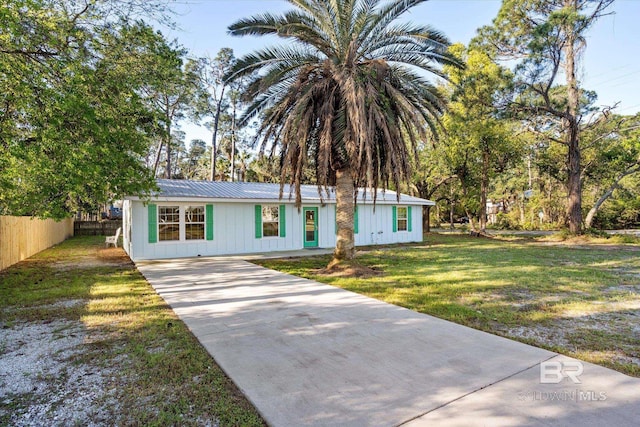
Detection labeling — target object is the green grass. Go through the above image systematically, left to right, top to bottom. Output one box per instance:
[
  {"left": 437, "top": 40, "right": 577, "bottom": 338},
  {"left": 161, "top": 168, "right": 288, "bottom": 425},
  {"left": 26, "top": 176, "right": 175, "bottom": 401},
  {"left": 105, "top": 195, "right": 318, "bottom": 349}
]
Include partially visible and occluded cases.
[
  {"left": 256, "top": 234, "right": 640, "bottom": 377},
  {"left": 0, "top": 236, "right": 264, "bottom": 426}
]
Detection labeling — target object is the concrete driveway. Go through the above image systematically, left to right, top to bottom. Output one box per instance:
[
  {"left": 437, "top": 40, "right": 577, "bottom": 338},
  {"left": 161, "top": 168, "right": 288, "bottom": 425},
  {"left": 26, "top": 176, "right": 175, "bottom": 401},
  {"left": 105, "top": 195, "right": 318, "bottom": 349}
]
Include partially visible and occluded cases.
[{"left": 136, "top": 256, "right": 640, "bottom": 427}]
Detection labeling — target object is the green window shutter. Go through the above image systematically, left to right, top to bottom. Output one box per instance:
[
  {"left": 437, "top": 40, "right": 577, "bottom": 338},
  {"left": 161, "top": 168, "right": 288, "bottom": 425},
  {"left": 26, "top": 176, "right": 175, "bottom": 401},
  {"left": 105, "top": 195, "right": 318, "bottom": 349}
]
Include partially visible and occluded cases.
[
  {"left": 148, "top": 204, "right": 157, "bottom": 243},
  {"left": 205, "top": 204, "right": 214, "bottom": 240},
  {"left": 279, "top": 204, "right": 286, "bottom": 237},
  {"left": 254, "top": 205, "right": 262, "bottom": 238},
  {"left": 334, "top": 205, "right": 337, "bottom": 234},
  {"left": 354, "top": 205, "right": 359, "bottom": 234},
  {"left": 392, "top": 206, "right": 397, "bottom": 232},
  {"left": 408, "top": 206, "right": 413, "bottom": 232}
]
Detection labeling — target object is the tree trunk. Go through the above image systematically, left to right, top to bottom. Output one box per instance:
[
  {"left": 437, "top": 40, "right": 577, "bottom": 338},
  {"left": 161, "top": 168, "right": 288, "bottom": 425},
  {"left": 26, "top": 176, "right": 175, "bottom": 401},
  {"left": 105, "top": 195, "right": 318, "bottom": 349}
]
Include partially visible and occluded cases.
[
  {"left": 564, "top": 0, "right": 582, "bottom": 234},
  {"left": 210, "top": 88, "right": 225, "bottom": 181},
  {"left": 230, "top": 97, "right": 237, "bottom": 182},
  {"left": 164, "top": 108, "right": 172, "bottom": 179},
  {"left": 566, "top": 121, "right": 582, "bottom": 233},
  {"left": 153, "top": 140, "right": 163, "bottom": 178},
  {"left": 479, "top": 147, "right": 489, "bottom": 232},
  {"left": 585, "top": 164, "right": 640, "bottom": 228},
  {"left": 333, "top": 168, "right": 355, "bottom": 261},
  {"left": 415, "top": 176, "right": 456, "bottom": 234},
  {"left": 584, "top": 188, "right": 611, "bottom": 230},
  {"left": 449, "top": 200, "right": 455, "bottom": 230},
  {"left": 423, "top": 205, "right": 431, "bottom": 233},
  {"left": 465, "top": 208, "right": 477, "bottom": 232}
]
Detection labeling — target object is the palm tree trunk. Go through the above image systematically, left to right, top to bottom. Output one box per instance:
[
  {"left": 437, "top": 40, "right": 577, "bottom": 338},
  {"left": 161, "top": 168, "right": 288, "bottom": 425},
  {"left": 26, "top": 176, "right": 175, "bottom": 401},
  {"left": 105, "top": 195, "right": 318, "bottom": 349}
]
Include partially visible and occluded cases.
[{"left": 333, "top": 168, "right": 355, "bottom": 261}]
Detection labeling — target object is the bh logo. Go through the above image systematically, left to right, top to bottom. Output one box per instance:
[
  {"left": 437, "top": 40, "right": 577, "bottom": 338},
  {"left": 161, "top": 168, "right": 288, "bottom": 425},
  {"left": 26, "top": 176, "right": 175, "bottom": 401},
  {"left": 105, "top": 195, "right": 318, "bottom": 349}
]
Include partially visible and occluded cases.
[{"left": 540, "top": 361, "right": 584, "bottom": 384}]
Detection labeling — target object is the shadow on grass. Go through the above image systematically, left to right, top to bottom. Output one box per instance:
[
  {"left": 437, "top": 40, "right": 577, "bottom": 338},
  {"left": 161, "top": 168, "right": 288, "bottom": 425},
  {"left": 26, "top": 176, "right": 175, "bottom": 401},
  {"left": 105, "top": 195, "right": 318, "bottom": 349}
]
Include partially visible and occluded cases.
[{"left": 256, "top": 234, "right": 640, "bottom": 377}]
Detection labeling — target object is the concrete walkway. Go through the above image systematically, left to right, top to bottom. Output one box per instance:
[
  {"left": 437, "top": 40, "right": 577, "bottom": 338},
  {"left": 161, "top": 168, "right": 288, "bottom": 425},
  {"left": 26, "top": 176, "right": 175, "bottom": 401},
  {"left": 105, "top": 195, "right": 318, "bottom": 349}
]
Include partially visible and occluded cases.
[{"left": 136, "top": 256, "right": 640, "bottom": 427}]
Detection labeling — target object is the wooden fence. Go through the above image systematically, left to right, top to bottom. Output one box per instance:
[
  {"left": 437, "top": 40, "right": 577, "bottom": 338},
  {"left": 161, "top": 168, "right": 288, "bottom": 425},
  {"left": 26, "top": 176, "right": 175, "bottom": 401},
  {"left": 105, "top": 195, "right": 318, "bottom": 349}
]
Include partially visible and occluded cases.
[
  {"left": 0, "top": 216, "right": 74, "bottom": 271},
  {"left": 74, "top": 220, "right": 121, "bottom": 236}
]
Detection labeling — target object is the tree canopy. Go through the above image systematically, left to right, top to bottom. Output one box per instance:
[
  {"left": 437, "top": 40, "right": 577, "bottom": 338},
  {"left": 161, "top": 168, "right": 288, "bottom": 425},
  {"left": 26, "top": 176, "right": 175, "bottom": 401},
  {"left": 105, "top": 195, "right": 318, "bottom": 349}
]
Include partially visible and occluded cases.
[{"left": 0, "top": 0, "right": 176, "bottom": 219}]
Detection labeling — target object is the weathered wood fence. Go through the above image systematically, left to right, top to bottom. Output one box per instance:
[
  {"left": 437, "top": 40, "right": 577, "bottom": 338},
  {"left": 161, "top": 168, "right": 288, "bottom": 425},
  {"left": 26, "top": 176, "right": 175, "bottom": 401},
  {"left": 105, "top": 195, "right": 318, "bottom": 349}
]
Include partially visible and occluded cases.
[
  {"left": 0, "top": 216, "right": 74, "bottom": 271},
  {"left": 74, "top": 221, "right": 121, "bottom": 236}
]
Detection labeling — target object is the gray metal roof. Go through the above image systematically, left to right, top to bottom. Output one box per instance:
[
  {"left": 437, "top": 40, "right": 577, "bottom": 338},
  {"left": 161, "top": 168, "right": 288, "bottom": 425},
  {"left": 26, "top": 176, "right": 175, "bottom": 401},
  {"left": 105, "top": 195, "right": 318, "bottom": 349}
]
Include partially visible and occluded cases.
[{"left": 152, "top": 179, "right": 434, "bottom": 206}]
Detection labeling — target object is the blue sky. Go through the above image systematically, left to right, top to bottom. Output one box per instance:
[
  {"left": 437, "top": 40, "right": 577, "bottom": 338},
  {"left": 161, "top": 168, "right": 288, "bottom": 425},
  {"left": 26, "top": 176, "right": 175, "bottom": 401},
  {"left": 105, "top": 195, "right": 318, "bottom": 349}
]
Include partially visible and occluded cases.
[{"left": 162, "top": 0, "right": 640, "bottom": 144}]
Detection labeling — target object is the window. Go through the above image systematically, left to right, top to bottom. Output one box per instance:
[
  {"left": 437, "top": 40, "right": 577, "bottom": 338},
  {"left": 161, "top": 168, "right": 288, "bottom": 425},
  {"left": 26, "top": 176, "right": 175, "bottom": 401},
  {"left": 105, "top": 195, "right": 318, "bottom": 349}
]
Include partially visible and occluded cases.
[
  {"left": 149, "top": 204, "right": 213, "bottom": 244},
  {"left": 262, "top": 205, "right": 279, "bottom": 237},
  {"left": 158, "top": 206, "right": 180, "bottom": 241},
  {"left": 185, "top": 206, "right": 205, "bottom": 240},
  {"left": 397, "top": 206, "right": 408, "bottom": 231}
]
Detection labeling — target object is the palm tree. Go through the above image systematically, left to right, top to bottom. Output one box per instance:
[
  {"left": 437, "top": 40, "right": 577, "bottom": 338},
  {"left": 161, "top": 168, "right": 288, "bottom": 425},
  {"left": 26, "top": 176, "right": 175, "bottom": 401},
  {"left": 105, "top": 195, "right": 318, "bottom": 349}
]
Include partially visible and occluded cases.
[{"left": 227, "top": 0, "right": 458, "bottom": 261}]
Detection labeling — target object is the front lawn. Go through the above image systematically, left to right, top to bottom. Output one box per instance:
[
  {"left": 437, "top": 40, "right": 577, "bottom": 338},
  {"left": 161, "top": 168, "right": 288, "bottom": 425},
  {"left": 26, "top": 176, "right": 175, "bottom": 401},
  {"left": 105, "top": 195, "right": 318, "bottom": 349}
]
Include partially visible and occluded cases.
[
  {"left": 256, "top": 234, "right": 640, "bottom": 377},
  {"left": 0, "top": 236, "right": 264, "bottom": 426}
]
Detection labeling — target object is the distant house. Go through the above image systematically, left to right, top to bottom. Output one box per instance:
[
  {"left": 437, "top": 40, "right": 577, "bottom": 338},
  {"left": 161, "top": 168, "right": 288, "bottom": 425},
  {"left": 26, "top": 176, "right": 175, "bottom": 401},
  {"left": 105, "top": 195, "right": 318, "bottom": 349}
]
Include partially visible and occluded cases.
[{"left": 122, "top": 179, "right": 434, "bottom": 261}]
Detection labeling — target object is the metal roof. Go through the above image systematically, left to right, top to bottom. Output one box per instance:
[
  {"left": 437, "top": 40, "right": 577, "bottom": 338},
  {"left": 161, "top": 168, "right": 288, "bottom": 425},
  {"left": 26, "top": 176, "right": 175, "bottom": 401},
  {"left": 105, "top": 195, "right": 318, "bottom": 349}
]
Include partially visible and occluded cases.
[{"left": 151, "top": 179, "right": 435, "bottom": 206}]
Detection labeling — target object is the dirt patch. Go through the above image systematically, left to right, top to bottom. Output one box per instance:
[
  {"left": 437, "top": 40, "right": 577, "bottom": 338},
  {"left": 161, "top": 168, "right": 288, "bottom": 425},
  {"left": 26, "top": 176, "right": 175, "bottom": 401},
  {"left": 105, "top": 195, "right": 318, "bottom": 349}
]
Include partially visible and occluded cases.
[
  {"left": 535, "top": 240, "right": 640, "bottom": 251},
  {"left": 52, "top": 247, "right": 132, "bottom": 271},
  {"left": 97, "top": 247, "right": 134, "bottom": 266},
  {"left": 314, "top": 262, "right": 384, "bottom": 278},
  {"left": 498, "top": 308, "right": 640, "bottom": 371},
  {"left": 0, "top": 315, "right": 121, "bottom": 425}
]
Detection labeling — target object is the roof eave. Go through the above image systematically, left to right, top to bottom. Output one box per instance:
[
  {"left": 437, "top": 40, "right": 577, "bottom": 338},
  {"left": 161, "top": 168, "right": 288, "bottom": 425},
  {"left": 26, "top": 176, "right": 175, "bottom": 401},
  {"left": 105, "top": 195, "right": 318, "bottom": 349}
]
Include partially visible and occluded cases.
[{"left": 126, "top": 195, "right": 435, "bottom": 206}]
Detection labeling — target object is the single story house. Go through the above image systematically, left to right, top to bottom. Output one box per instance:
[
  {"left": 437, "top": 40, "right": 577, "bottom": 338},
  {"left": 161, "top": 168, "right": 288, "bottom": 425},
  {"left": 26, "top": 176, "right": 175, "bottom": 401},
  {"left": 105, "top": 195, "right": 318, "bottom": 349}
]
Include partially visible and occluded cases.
[{"left": 122, "top": 179, "right": 434, "bottom": 261}]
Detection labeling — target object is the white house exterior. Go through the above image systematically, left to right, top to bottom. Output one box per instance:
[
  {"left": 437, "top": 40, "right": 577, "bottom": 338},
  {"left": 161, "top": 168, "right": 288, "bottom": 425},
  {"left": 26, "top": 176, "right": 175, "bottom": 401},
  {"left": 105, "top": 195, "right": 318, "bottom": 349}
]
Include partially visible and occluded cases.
[{"left": 123, "top": 179, "right": 434, "bottom": 261}]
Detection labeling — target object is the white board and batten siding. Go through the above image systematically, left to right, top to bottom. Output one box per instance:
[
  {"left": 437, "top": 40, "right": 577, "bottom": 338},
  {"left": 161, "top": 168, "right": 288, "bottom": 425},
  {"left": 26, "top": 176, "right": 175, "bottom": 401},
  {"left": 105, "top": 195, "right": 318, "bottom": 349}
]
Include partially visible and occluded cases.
[{"left": 123, "top": 180, "right": 433, "bottom": 261}]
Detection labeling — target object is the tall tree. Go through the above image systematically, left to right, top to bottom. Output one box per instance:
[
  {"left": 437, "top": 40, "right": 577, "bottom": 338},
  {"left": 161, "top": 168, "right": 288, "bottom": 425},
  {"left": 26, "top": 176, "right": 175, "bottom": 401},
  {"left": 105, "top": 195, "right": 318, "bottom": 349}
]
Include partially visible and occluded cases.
[
  {"left": 226, "top": 0, "right": 458, "bottom": 261},
  {"left": 479, "top": 0, "right": 614, "bottom": 233},
  {"left": 0, "top": 1, "right": 169, "bottom": 218},
  {"left": 141, "top": 36, "right": 193, "bottom": 179},
  {"left": 441, "top": 44, "right": 517, "bottom": 231},
  {"left": 189, "top": 49, "right": 236, "bottom": 181},
  {"left": 226, "top": 73, "right": 252, "bottom": 182}
]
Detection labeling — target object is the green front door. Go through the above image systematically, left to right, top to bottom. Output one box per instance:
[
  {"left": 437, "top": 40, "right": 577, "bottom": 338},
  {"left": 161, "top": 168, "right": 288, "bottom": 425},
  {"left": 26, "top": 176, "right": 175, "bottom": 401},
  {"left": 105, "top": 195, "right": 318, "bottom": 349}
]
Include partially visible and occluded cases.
[{"left": 303, "top": 207, "right": 318, "bottom": 248}]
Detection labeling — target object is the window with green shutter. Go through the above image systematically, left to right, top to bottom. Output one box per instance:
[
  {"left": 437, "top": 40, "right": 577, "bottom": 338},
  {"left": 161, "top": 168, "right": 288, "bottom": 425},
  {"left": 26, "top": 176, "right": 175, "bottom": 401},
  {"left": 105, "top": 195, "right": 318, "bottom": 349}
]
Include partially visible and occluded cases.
[
  {"left": 256, "top": 205, "right": 285, "bottom": 238},
  {"left": 261, "top": 205, "right": 279, "bottom": 237},
  {"left": 158, "top": 206, "right": 180, "bottom": 241},
  {"left": 185, "top": 206, "right": 205, "bottom": 240},
  {"left": 396, "top": 206, "right": 408, "bottom": 232}
]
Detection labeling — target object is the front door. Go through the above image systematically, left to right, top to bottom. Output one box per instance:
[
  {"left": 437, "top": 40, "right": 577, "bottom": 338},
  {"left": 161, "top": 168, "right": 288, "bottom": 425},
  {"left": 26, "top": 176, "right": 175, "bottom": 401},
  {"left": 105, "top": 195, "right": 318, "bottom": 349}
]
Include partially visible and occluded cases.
[{"left": 303, "top": 207, "right": 318, "bottom": 248}]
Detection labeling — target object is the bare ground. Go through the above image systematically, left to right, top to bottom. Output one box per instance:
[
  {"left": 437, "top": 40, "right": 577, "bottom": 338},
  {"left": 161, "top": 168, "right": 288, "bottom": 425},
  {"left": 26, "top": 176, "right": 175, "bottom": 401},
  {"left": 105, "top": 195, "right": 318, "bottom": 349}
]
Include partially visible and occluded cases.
[
  {"left": 0, "top": 251, "right": 128, "bottom": 426},
  {"left": 0, "top": 314, "right": 121, "bottom": 426}
]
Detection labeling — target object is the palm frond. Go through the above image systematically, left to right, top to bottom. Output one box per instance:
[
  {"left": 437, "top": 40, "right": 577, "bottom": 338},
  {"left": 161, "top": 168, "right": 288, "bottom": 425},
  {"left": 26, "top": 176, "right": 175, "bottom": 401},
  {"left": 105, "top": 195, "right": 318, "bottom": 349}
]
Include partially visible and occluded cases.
[
  {"left": 227, "top": 0, "right": 460, "bottom": 208},
  {"left": 360, "top": 0, "right": 427, "bottom": 42},
  {"left": 227, "top": 13, "right": 287, "bottom": 37},
  {"left": 225, "top": 45, "right": 322, "bottom": 81}
]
